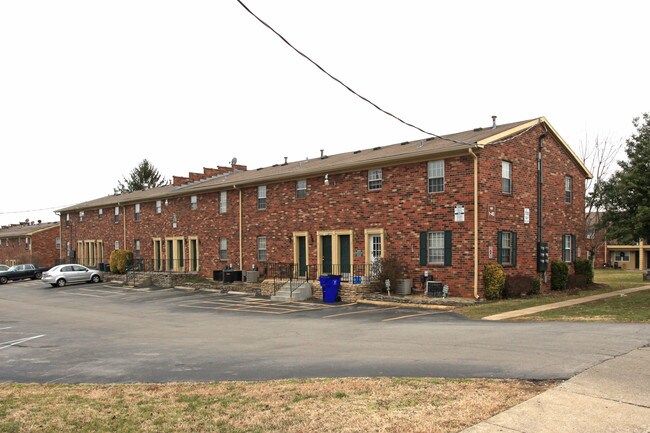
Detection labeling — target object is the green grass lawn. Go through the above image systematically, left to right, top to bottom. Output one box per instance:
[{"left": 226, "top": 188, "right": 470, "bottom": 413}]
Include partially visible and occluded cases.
[{"left": 457, "top": 269, "right": 647, "bottom": 320}]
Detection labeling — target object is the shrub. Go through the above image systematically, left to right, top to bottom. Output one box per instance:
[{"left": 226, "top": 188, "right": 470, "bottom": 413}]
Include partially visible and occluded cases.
[
  {"left": 110, "top": 250, "right": 134, "bottom": 274},
  {"left": 371, "top": 256, "right": 406, "bottom": 293},
  {"left": 573, "top": 258, "right": 594, "bottom": 284},
  {"left": 550, "top": 260, "right": 569, "bottom": 291},
  {"left": 483, "top": 262, "right": 505, "bottom": 300},
  {"left": 503, "top": 275, "right": 540, "bottom": 298},
  {"left": 530, "top": 278, "right": 541, "bottom": 295}
]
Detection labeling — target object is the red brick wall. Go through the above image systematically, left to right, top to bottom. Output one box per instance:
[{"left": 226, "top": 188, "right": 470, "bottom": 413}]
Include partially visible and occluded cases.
[
  {"left": 59, "top": 124, "right": 587, "bottom": 298},
  {"left": 477, "top": 124, "right": 586, "bottom": 290},
  {"left": 0, "top": 225, "right": 60, "bottom": 267}
]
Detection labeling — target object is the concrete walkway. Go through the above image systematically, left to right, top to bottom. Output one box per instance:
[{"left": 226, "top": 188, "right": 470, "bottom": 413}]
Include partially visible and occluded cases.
[
  {"left": 483, "top": 285, "right": 650, "bottom": 321},
  {"left": 462, "top": 346, "right": 650, "bottom": 433}
]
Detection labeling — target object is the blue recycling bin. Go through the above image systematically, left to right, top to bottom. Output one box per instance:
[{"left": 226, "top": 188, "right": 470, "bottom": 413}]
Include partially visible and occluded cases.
[{"left": 319, "top": 275, "right": 342, "bottom": 303}]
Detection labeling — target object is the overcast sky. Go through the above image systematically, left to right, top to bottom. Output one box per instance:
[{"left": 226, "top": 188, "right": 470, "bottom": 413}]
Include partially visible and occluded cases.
[{"left": 1, "top": 1, "right": 648, "bottom": 227}]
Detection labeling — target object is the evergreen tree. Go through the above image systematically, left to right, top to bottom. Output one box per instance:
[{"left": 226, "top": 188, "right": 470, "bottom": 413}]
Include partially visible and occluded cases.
[
  {"left": 595, "top": 113, "right": 650, "bottom": 243},
  {"left": 114, "top": 159, "right": 167, "bottom": 194}
]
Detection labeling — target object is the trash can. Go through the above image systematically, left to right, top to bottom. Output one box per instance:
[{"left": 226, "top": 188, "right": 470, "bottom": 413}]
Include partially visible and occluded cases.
[
  {"left": 213, "top": 270, "right": 224, "bottom": 281},
  {"left": 319, "top": 275, "right": 342, "bottom": 303}
]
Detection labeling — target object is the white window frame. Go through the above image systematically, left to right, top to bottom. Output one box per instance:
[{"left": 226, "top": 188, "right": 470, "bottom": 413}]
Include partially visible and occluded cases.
[
  {"left": 427, "top": 160, "right": 445, "bottom": 193},
  {"left": 502, "top": 161, "right": 512, "bottom": 194},
  {"left": 368, "top": 169, "right": 382, "bottom": 190},
  {"left": 565, "top": 175, "right": 573, "bottom": 203},
  {"left": 296, "top": 180, "right": 307, "bottom": 198},
  {"left": 258, "top": 186, "right": 267, "bottom": 210},
  {"left": 219, "top": 191, "right": 227, "bottom": 213},
  {"left": 190, "top": 195, "right": 198, "bottom": 210},
  {"left": 156, "top": 200, "right": 162, "bottom": 214},
  {"left": 134, "top": 203, "right": 141, "bottom": 221},
  {"left": 114, "top": 206, "right": 120, "bottom": 224},
  {"left": 98, "top": 208, "right": 103, "bottom": 220},
  {"left": 79, "top": 211, "right": 84, "bottom": 222},
  {"left": 427, "top": 231, "right": 445, "bottom": 265},
  {"left": 500, "top": 231, "right": 513, "bottom": 265},
  {"left": 563, "top": 234, "right": 573, "bottom": 262},
  {"left": 55, "top": 236, "right": 61, "bottom": 250},
  {"left": 258, "top": 236, "right": 267, "bottom": 261},
  {"left": 219, "top": 238, "right": 228, "bottom": 260},
  {"left": 114, "top": 240, "right": 120, "bottom": 250}
]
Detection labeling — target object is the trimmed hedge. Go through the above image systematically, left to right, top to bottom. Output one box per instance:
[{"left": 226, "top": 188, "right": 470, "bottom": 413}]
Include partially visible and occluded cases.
[
  {"left": 110, "top": 250, "right": 134, "bottom": 274},
  {"left": 550, "top": 260, "right": 569, "bottom": 291},
  {"left": 483, "top": 262, "right": 505, "bottom": 300},
  {"left": 503, "top": 275, "right": 541, "bottom": 298}
]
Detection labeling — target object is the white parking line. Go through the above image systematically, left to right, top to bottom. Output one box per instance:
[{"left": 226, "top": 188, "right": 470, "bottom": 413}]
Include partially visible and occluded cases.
[
  {"left": 322, "top": 306, "right": 399, "bottom": 318},
  {"left": 382, "top": 311, "right": 442, "bottom": 322},
  {"left": 0, "top": 327, "right": 12, "bottom": 330},
  {"left": 0, "top": 334, "right": 45, "bottom": 350}
]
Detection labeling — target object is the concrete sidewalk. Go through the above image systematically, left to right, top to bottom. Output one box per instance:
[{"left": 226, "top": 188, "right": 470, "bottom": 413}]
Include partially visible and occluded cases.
[
  {"left": 483, "top": 285, "right": 650, "bottom": 321},
  {"left": 462, "top": 346, "right": 650, "bottom": 433}
]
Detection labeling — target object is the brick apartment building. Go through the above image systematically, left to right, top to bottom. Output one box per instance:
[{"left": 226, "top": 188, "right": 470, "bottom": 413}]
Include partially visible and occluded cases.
[
  {"left": 57, "top": 117, "right": 591, "bottom": 298},
  {"left": 0, "top": 221, "right": 60, "bottom": 267}
]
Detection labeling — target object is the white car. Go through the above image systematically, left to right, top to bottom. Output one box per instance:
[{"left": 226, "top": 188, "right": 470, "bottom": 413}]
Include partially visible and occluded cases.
[{"left": 42, "top": 264, "right": 102, "bottom": 287}]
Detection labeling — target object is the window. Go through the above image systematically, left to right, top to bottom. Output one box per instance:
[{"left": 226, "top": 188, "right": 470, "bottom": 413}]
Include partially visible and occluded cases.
[
  {"left": 427, "top": 160, "right": 445, "bottom": 193},
  {"left": 502, "top": 161, "right": 512, "bottom": 194},
  {"left": 368, "top": 169, "right": 382, "bottom": 190},
  {"left": 565, "top": 176, "right": 573, "bottom": 203},
  {"left": 296, "top": 180, "right": 307, "bottom": 198},
  {"left": 258, "top": 186, "right": 267, "bottom": 210},
  {"left": 219, "top": 191, "right": 227, "bottom": 213},
  {"left": 190, "top": 195, "right": 197, "bottom": 210},
  {"left": 156, "top": 200, "right": 162, "bottom": 214},
  {"left": 134, "top": 203, "right": 140, "bottom": 222},
  {"left": 114, "top": 206, "right": 120, "bottom": 224},
  {"left": 98, "top": 208, "right": 103, "bottom": 220},
  {"left": 79, "top": 211, "right": 84, "bottom": 222},
  {"left": 66, "top": 213, "right": 70, "bottom": 226},
  {"left": 419, "top": 230, "right": 452, "bottom": 266},
  {"left": 428, "top": 231, "right": 445, "bottom": 264},
  {"left": 497, "top": 231, "right": 518, "bottom": 266},
  {"left": 563, "top": 234, "right": 576, "bottom": 262},
  {"left": 55, "top": 236, "right": 61, "bottom": 250},
  {"left": 257, "top": 236, "right": 267, "bottom": 261},
  {"left": 25, "top": 237, "right": 30, "bottom": 250},
  {"left": 219, "top": 238, "right": 228, "bottom": 260},
  {"left": 134, "top": 240, "right": 141, "bottom": 259},
  {"left": 114, "top": 241, "right": 119, "bottom": 250},
  {"left": 616, "top": 251, "right": 630, "bottom": 262}
]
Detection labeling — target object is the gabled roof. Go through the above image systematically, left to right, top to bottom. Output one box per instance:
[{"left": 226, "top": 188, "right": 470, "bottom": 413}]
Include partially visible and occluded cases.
[
  {"left": 58, "top": 117, "right": 591, "bottom": 212},
  {"left": 0, "top": 221, "right": 60, "bottom": 238}
]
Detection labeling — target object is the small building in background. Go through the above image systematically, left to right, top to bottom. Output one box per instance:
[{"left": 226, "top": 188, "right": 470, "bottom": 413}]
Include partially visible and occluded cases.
[{"left": 0, "top": 221, "right": 61, "bottom": 267}]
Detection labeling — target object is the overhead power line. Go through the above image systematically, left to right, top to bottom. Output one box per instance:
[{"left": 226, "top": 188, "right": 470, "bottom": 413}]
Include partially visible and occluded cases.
[{"left": 234, "top": 0, "right": 536, "bottom": 146}]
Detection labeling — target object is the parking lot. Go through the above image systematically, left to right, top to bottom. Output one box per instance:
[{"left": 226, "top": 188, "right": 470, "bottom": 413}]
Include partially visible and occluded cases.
[
  {"left": 2, "top": 278, "right": 649, "bottom": 383},
  {"left": 9, "top": 278, "right": 455, "bottom": 323}
]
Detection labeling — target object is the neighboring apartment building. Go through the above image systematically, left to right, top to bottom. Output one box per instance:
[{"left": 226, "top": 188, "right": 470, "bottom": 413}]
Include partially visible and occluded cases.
[
  {"left": 57, "top": 117, "right": 591, "bottom": 298},
  {"left": 587, "top": 212, "right": 650, "bottom": 270},
  {"left": 0, "top": 221, "right": 61, "bottom": 267}
]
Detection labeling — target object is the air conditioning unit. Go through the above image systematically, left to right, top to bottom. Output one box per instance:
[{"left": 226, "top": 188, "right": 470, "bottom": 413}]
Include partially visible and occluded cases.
[{"left": 426, "top": 281, "right": 448, "bottom": 298}]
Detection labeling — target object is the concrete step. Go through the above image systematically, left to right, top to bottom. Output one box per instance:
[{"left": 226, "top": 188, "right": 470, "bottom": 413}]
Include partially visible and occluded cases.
[{"left": 271, "top": 282, "right": 312, "bottom": 302}]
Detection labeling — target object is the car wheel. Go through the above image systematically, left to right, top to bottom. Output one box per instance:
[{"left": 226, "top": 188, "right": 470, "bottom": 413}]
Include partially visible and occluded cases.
[
  {"left": 34, "top": 272, "right": 43, "bottom": 279},
  {"left": 91, "top": 275, "right": 100, "bottom": 283},
  {"left": 0, "top": 276, "right": 7, "bottom": 285},
  {"left": 56, "top": 278, "right": 66, "bottom": 287}
]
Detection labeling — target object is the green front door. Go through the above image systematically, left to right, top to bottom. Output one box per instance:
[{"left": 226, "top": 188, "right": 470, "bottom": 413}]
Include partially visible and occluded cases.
[
  {"left": 321, "top": 235, "right": 332, "bottom": 274},
  {"left": 339, "top": 235, "right": 351, "bottom": 274},
  {"left": 298, "top": 236, "right": 307, "bottom": 276}
]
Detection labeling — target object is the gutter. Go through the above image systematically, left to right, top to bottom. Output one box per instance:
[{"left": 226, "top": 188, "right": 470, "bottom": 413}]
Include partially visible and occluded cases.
[
  {"left": 468, "top": 147, "right": 480, "bottom": 300},
  {"left": 233, "top": 185, "right": 243, "bottom": 269}
]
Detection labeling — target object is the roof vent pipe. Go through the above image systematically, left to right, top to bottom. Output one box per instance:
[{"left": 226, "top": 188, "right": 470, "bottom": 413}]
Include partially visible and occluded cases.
[
  {"left": 492, "top": 115, "right": 497, "bottom": 129},
  {"left": 321, "top": 149, "right": 325, "bottom": 159},
  {"left": 284, "top": 157, "right": 288, "bottom": 165}
]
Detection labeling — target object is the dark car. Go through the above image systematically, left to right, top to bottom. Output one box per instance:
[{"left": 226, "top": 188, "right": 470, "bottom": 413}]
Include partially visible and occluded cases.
[{"left": 0, "top": 264, "right": 49, "bottom": 284}]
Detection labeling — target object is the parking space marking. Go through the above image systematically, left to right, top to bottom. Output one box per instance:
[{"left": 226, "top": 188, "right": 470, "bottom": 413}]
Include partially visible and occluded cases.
[
  {"left": 180, "top": 304, "right": 289, "bottom": 314},
  {"left": 322, "top": 306, "right": 399, "bottom": 318},
  {"left": 381, "top": 311, "right": 443, "bottom": 322},
  {"left": 0, "top": 327, "right": 12, "bottom": 330},
  {"left": 0, "top": 334, "right": 45, "bottom": 350}
]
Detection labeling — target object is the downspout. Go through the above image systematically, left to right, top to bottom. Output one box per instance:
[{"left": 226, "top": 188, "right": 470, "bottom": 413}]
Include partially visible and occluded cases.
[
  {"left": 538, "top": 127, "right": 547, "bottom": 282},
  {"left": 468, "top": 147, "right": 479, "bottom": 300},
  {"left": 234, "top": 185, "right": 243, "bottom": 269}
]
